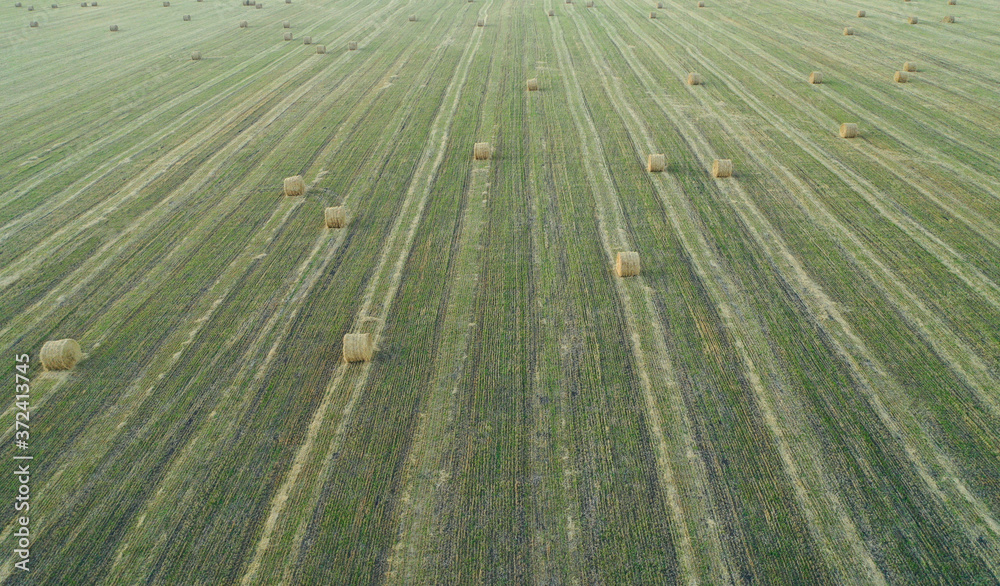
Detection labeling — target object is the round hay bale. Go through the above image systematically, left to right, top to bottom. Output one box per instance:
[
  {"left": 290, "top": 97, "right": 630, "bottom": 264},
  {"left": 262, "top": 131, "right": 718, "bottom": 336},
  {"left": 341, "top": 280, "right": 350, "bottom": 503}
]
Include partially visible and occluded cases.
[
  {"left": 162, "top": 0, "right": 168, "bottom": 5},
  {"left": 286, "top": 0, "right": 291, "bottom": 3},
  {"left": 565, "top": 0, "right": 571, "bottom": 3},
  {"left": 586, "top": 0, "right": 593, "bottom": 6},
  {"left": 948, "top": 0, "right": 956, "bottom": 4},
  {"left": 657, "top": 1, "right": 663, "bottom": 7},
  {"left": 697, "top": 1, "right": 705, "bottom": 6},
  {"left": 15, "top": 2, "right": 22, "bottom": 6},
  {"left": 50, "top": 2, "right": 56, "bottom": 6},
  {"left": 80, "top": 2, "right": 87, "bottom": 7},
  {"left": 91, "top": 2, "right": 96, "bottom": 5},
  {"left": 255, "top": 2, "right": 262, "bottom": 6},
  {"left": 547, "top": 9, "right": 554, "bottom": 15},
  {"left": 857, "top": 10, "right": 865, "bottom": 17},
  {"left": 649, "top": 11, "right": 656, "bottom": 18},
  {"left": 183, "top": 14, "right": 190, "bottom": 20},
  {"left": 409, "top": 14, "right": 416, "bottom": 21},
  {"left": 942, "top": 15, "right": 954, "bottom": 23},
  {"left": 907, "top": 16, "right": 917, "bottom": 24},
  {"left": 476, "top": 17, "right": 484, "bottom": 26},
  {"left": 29, "top": 19, "right": 37, "bottom": 25},
  {"left": 239, "top": 20, "right": 247, "bottom": 27},
  {"left": 282, "top": 20, "right": 289, "bottom": 28},
  {"left": 110, "top": 23, "right": 118, "bottom": 30},
  {"left": 843, "top": 27, "right": 854, "bottom": 35},
  {"left": 283, "top": 32, "right": 292, "bottom": 41},
  {"left": 303, "top": 35, "right": 311, "bottom": 44},
  {"left": 348, "top": 41, "right": 357, "bottom": 50},
  {"left": 316, "top": 44, "right": 325, "bottom": 53},
  {"left": 191, "top": 51, "right": 201, "bottom": 60},
  {"left": 903, "top": 61, "right": 916, "bottom": 72},
  {"left": 809, "top": 71, "right": 822, "bottom": 84},
  {"left": 894, "top": 71, "right": 908, "bottom": 83},
  {"left": 687, "top": 72, "right": 702, "bottom": 85},
  {"left": 527, "top": 78, "right": 539, "bottom": 91},
  {"left": 840, "top": 123, "right": 858, "bottom": 138},
  {"left": 474, "top": 142, "right": 491, "bottom": 160},
  {"left": 647, "top": 153, "right": 665, "bottom": 172},
  {"left": 712, "top": 159, "right": 733, "bottom": 178},
  {"left": 283, "top": 175, "right": 305, "bottom": 196},
  {"left": 325, "top": 206, "right": 346, "bottom": 228},
  {"left": 616, "top": 252, "right": 640, "bottom": 277},
  {"left": 343, "top": 333, "right": 373, "bottom": 363},
  {"left": 40, "top": 339, "right": 82, "bottom": 371}
]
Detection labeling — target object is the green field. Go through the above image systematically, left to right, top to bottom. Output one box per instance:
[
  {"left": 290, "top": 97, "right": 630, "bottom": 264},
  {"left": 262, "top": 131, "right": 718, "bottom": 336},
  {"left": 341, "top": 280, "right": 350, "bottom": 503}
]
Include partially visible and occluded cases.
[{"left": 1, "top": 0, "right": 999, "bottom": 582}]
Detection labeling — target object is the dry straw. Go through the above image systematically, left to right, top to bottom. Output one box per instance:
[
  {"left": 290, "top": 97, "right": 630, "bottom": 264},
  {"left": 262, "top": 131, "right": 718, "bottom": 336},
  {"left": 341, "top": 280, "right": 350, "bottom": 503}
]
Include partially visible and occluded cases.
[
  {"left": 286, "top": 0, "right": 291, "bottom": 3},
  {"left": 586, "top": 0, "right": 593, "bottom": 6},
  {"left": 948, "top": 0, "right": 956, "bottom": 4},
  {"left": 162, "top": 1, "right": 168, "bottom": 6},
  {"left": 657, "top": 1, "right": 663, "bottom": 7},
  {"left": 698, "top": 1, "right": 704, "bottom": 6},
  {"left": 15, "top": 2, "right": 21, "bottom": 6},
  {"left": 81, "top": 2, "right": 87, "bottom": 7},
  {"left": 255, "top": 2, "right": 261, "bottom": 7},
  {"left": 548, "top": 9, "right": 554, "bottom": 15},
  {"left": 857, "top": 10, "right": 865, "bottom": 17},
  {"left": 649, "top": 11, "right": 656, "bottom": 18},
  {"left": 183, "top": 14, "right": 190, "bottom": 20},
  {"left": 409, "top": 14, "right": 415, "bottom": 21},
  {"left": 942, "top": 15, "right": 954, "bottom": 23},
  {"left": 907, "top": 16, "right": 917, "bottom": 24},
  {"left": 477, "top": 17, "right": 484, "bottom": 26},
  {"left": 29, "top": 19, "right": 37, "bottom": 25},
  {"left": 239, "top": 20, "right": 247, "bottom": 27},
  {"left": 283, "top": 20, "right": 289, "bottom": 28},
  {"left": 110, "top": 23, "right": 118, "bottom": 30},
  {"left": 843, "top": 27, "right": 854, "bottom": 35},
  {"left": 284, "top": 32, "right": 292, "bottom": 40},
  {"left": 303, "top": 35, "right": 311, "bottom": 44},
  {"left": 348, "top": 41, "right": 357, "bottom": 50},
  {"left": 316, "top": 44, "right": 325, "bottom": 53},
  {"left": 191, "top": 51, "right": 201, "bottom": 60},
  {"left": 903, "top": 61, "right": 916, "bottom": 72},
  {"left": 809, "top": 71, "right": 822, "bottom": 84},
  {"left": 894, "top": 71, "right": 908, "bottom": 83},
  {"left": 687, "top": 72, "right": 702, "bottom": 85},
  {"left": 527, "top": 78, "right": 539, "bottom": 91},
  {"left": 840, "top": 123, "right": 858, "bottom": 138},
  {"left": 474, "top": 142, "right": 491, "bottom": 160},
  {"left": 647, "top": 153, "right": 665, "bottom": 172},
  {"left": 712, "top": 159, "right": 733, "bottom": 178},
  {"left": 283, "top": 175, "right": 305, "bottom": 196},
  {"left": 325, "top": 206, "right": 346, "bottom": 228},
  {"left": 616, "top": 252, "right": 640, "bottom": 277},
  {"left": 343, "top": 333, "right": 373, "bottom": 363},
  {"left": 40, "top": 339, "right": 82, "bottom": 371}
]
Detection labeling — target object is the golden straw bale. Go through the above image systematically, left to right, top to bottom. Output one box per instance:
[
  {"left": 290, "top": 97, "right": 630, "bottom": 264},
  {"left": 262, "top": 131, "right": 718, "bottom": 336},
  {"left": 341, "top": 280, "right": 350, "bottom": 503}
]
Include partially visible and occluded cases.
[
  {"left": 586, "top": 0, "right": 593, "bottom": 6},
  {"left": 698, "top": 1, "right": 705, "bottom": 6},
  {"left": 548, "top": 9, "right": 554, "bottom": 15},
  {"left": 857, "top": 10, "right": 865, "bottom": 17},
  {"left": 649, "top": 11, "right": 656, "bottom": 18},
  {"left": 409, "top": 14, "right": 415, "bottom": 21},
  {"left": 942, "top": 15, "right": 954, "bottom": 23},
  {"left": 907, "top": 16, "right": 917, "bottom": 24},
  {"left": 477, "top": 17, "right": 484, "bottom": 26},
  {"left": 239, "top": 20, "right": 247, "bottom": 27},
  {"left": 283, "top": 20, "right": 289, "bottom": 28},
  {"left": 843, "top": 27, "right": 854, "bottom": 35},
  {"left": 283, "top": 31, "right": 292, "bottom": 40},
  {"left": 303, "top": 35, "right": 311, "bottom": 44},
  {"left": 348, "top": 41, "right": 357, "bottom": 50},
  {"left": 316, "top": 44, "right": 325, "bottom": 53},
  {"left": 191, "top": 51, "right": 201, "bottom": 60},
  {"left": 903, "top": 61, "right": 916, "bottom": 72},
  {"left": 809, "top": 71, "right": 822, "bottom": 84},
  {"left": 894, "top": 71, "right": 908, "bottom": 83},
  {"left": 687, "top": 72, "right": 702, "bottom": 85},
  {"left": 527, "top": 78, "right": 539, "bottom": 91},
  {"left": 840, "top": 123, "right": 858, "bottom": 138},
  {"left": 474, "top": 142, "right": 491, "bottom": 160},
  {"left": 647, "top": 154, "right": 665, "bottom": 172},
  {"left": 712, "top": 159, "right": 733, "bottom": 178},
  {"left": 283, "top": 175, "right": 305, "bottom": 196},
  {"left": 325, "top": 206, "right": 346, "bottom": 228},
  {"left": 616, "top": 252, "right": 640, "bottom": 277},
  {"left": 343, "top": 333, "right": 373, "bottom": 362},
  {"left": 40, "top": 339, "right": 82, "bottom": 371}
]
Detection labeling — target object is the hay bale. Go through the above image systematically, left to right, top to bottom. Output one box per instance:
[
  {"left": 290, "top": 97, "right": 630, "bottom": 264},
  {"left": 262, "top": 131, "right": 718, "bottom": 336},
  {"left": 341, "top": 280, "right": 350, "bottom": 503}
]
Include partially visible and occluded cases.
[
  {"left": 286, "top": 0, "right": 291, "bottom": 3},
  {"left": 566, "top": 0, "right": 571, "bottom": 3},
  {"left": 586, "top": 0, "right": 593, "bottom": 6},
  {"left": 948, "top": 0, "right": 956, "bottom": 4},
  {"left": 162, "top": 1, "right": 168, "bottom": 6},
  {"left": 657, "top": 1, "right": 663, "bottom": 7},
  {"left": 698, "top": 1, "right": 705, "bottom": 6},
  {"left": 15, "top": 2, "right": 21, "bottom": 6},
  {"left": 49, "top": 2, "right": 55, "bottom": 6},
  {"left": 80, "top": 2, "right": 87, "bottom": 7},
  {"left": 91, "top": 2, "right": 96, "bottom": 5},
  {"left": 255, "top": 2, "right": 262, "bottom": 6},
  {"left": 548, "top": 9, "right": 554, "bottom": 15},
  {"left": 857, "top": 10, "right": 865, "bottom": 17},
  {"left": 649, "top": 11, "right": 656, "bottom": 18},
  {"left": 183, "top": 14, "right": 190, "bottom": 20},
  {"left": 409, "top": 14, "right": 415, "bottom": 21},
  {"left": 942, "top": 15, "right": 954, "bottom": 23},
  {"left": 907, "top": 16, "right": 917, "bottom": 24},
  {"left": 477, "top": 17, "right": 484, "bottom": 26},
  {"left": 29, "top": 19, "right": 37, "bottom": 25},
  {"left": 239, "top": 20, "right": 247, "bottom": 27},
  {"left": 282, "top": 20, "right": 289, "bottom": 27},
  {"left": 110, "top": 23, "right": 118, "bottom": 30},
  {"left": 843, "top": 27, "right": 854, "bottom": 35},
  {"left": 284, "top": 31, "right": 292, "bottom": 40},
  {"left": 303, "top": 35, "right": 311, "bottom": 44},
  {"left": 348, "top": 41, "right": 357, "bottom": 50},
  {"left": 316, "top": 44, "right": 325, "bottom": 53},
  {"left": 191, "top": 51, "right": 201, "bottom": 60},
  {"left": 903, "top": 61, "right": 916, "bottom": 72},
  {"left": 809, "top": 71, "right": 822, "bottom": 84},
  {"left": 894, "top": 71, "right": 908, "bottom": 83},
  {"left": 687, "top": 72, "right": 702, "bottom": 85},
  {"left": 527, "top": 78, "right": 539, "bottom": 91},
  {"left": 840, "top": 123, "right": 858, "bottom": 138},
  {"left": 474, "top": 142, "right": 491, "bottom": 160},
  {"left": 647, "top": 153, "right": 665, "bottom": 172},
  {"left": 712, "top": 159, "right": 733, "bottom": 178},
  {"left": 283, "top": 175, "right": 305, "bottom": 196},
  {"left": 325, "top": 206, "right": 346, "bottom": 228},
  {"left": 616, "top": 252, "right": 640, "bottom": 277},
  {"left": 343, "top": 333, "right": 373, "bottom": 363},
  {"left": 40, "top": 339, "right": 82, "bottom": 371}
]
